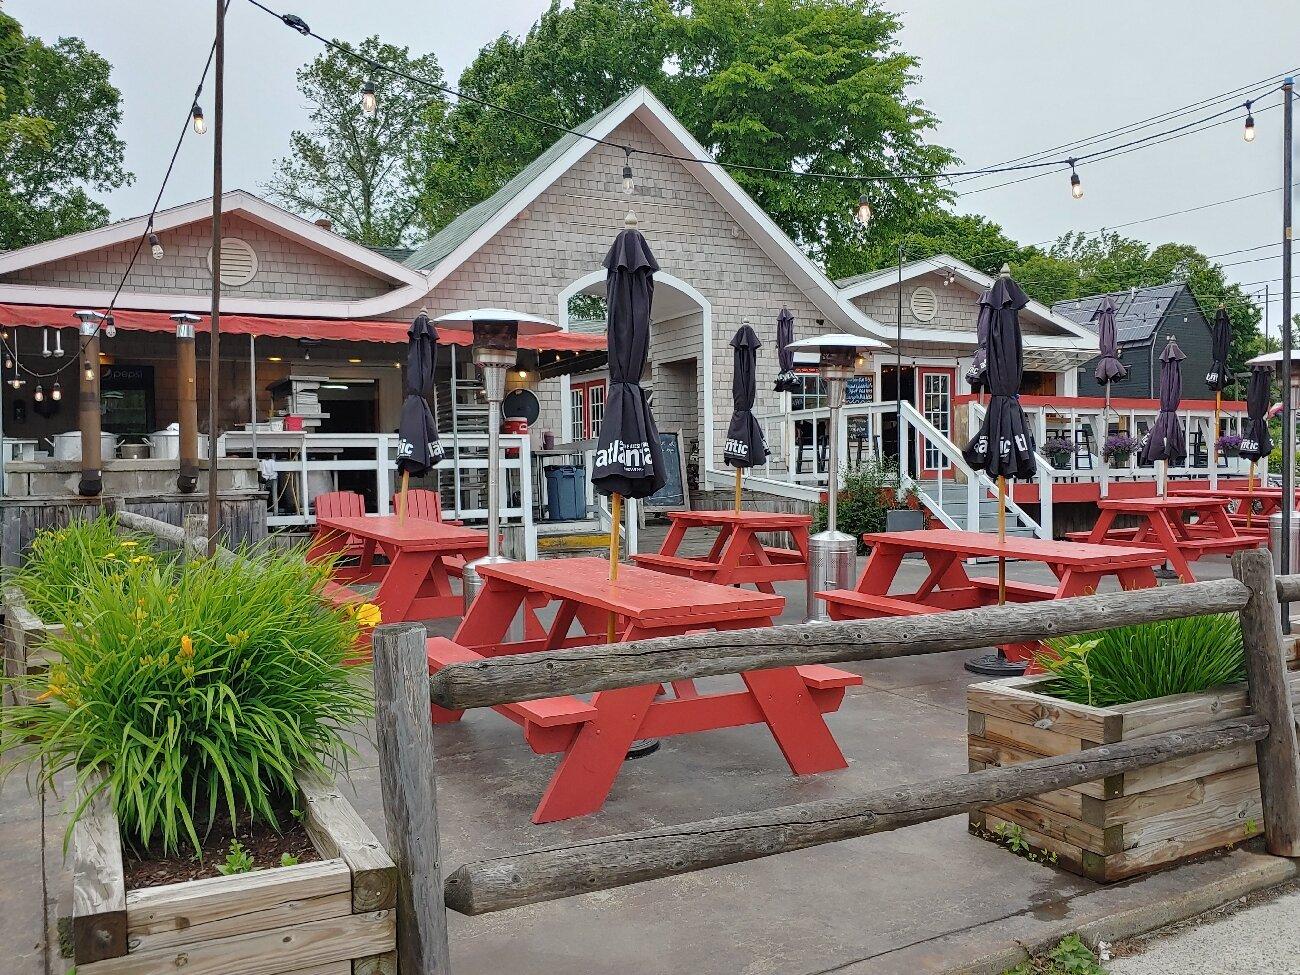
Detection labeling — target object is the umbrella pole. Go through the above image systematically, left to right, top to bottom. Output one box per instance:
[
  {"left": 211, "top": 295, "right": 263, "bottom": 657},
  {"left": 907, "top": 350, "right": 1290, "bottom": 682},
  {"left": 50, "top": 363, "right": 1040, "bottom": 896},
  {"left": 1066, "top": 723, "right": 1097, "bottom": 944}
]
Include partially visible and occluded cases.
[
  {"left": 1213, "top": 391, "right": 1221, "bottom": 486},
  {"left": 1248, "top": 461, "right": 1256, "bottom": 528},
  {"left": 734, "top": 467, "right": 742, "bottom": 513},
  {"left": 397, "top": 471, "right": 409, "bottom": 525},
  {"left": 997, "top": 475, "right": 1006, "bottom": 606},
  {"left": 608, "top": 492, "right": 622, "bottom": 643}
]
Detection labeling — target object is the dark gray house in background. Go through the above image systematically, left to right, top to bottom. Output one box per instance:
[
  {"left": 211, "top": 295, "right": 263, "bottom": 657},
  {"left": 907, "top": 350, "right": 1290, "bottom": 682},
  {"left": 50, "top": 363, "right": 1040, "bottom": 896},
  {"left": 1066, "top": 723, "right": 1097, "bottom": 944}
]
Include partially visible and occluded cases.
[{"left": 1057, "top": 283, "right": 1214, "bottom": 399}]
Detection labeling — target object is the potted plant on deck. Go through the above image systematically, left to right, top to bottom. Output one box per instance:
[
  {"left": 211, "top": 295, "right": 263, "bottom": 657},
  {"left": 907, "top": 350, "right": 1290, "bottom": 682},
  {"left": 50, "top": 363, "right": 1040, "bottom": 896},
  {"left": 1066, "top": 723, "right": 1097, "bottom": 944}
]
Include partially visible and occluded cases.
[
  {"left": 1101, "top": 434, "right": 1139, "bottom": 468},
  {"left": 1216, "top": 434, "right": 1243, "bottom": 458},
  {"left": 1042, "top": 435, "right": 1073, "bottom": 469},
  {"left": 1, "top": 547, "right": 394, "bottom": 973},
  {"left": 968, "top": 614, "right": 1300, "bottom": 881}
]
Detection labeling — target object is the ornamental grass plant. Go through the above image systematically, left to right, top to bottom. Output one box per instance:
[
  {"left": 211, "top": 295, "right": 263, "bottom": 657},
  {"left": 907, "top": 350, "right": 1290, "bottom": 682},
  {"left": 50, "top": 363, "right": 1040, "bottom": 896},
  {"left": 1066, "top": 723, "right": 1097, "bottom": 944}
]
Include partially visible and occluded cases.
[
  {"left": 7, "top": 515, "right": 156, "bottom": 621},
  {"left": 1, "top": 547, "right": 372, "bottom": 856},
  {"left": 1035, "top": 614, "right": 1245, "bottom": 708}
]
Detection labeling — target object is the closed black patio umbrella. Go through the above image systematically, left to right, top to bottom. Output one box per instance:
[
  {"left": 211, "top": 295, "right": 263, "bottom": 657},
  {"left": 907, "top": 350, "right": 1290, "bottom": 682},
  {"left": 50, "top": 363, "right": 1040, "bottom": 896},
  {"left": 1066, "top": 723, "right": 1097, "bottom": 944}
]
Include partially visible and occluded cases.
[
  {"left": 592, "top": 219, "right": 665, "bottom": 501},
  {"left": 962, "top": 269, "right": 1035, "bottom": 678},
  {"left": 964, "top": 288, "right": 993, "bottom": 393},
  {"left": 1092, "top": 296, "right": 1127, "bottom": 386},
  {"left": 1206, "top": 305, "right": 1232, "bottom": 468},
  {"left": 774, "top": 307, "right": 798, "bottom": 393},
  {"left": 395, "top": 310, "right": 445, "bottom": 519},
  {"left": 724, "top": 323, "right": 769, "bottom": 510},
  {"left": 1139, "top": 339, "right": 1188, "bottom": 487},
  {"left": 1240, "top": 363, "right": 1273, "bottom": 525}
]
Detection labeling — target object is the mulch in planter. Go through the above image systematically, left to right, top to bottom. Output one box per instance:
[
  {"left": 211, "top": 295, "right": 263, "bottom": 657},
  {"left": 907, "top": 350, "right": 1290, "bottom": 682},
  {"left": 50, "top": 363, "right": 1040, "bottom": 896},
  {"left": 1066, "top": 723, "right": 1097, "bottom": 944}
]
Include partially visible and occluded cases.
[{"left": 122, "top": 797, "right": 319, "bottom": 889}]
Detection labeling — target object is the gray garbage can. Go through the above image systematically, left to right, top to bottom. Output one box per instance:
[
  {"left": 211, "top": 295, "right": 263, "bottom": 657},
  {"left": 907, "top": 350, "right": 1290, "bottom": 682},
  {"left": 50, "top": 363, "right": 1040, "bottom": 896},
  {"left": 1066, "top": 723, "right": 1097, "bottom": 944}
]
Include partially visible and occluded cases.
[
  {"left": 545, "top": 466, "right": 586, "bottom": 521},
  {"left": 1270, "top": 512, "right": 1300, "bottom": 575}
]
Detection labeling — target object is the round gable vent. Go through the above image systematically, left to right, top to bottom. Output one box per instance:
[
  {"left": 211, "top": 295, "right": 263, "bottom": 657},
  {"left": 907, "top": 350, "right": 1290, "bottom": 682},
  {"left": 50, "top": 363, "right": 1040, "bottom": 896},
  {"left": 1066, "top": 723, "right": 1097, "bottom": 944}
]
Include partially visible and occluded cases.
[
  {"left": 206, "top": 237, "right": 259, "bottom": 287},
  {"left": 910, "top": 286, "right": 938, "bottom": 323}
]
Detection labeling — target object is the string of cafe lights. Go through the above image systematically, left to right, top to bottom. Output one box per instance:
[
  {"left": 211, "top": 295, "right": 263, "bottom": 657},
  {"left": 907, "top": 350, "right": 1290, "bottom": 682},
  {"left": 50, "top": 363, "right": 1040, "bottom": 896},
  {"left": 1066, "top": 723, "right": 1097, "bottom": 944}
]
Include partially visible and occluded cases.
[
  {"left": 242, "top": 0, "right": 1284, "bottom": 227},
  {"left": 0, "top": 4, "right": 228, "bottom": 399}
]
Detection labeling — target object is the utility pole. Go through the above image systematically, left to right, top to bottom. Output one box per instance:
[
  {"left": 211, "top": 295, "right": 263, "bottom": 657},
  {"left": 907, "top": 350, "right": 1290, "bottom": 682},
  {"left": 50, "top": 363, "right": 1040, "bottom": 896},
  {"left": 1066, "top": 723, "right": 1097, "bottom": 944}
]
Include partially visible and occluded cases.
[
  {"left": 206, "top": 0, "right": 225, "bottom": 556},
  {"left": 1282, "top": 77, "right": 1294, "bottom": 631}
]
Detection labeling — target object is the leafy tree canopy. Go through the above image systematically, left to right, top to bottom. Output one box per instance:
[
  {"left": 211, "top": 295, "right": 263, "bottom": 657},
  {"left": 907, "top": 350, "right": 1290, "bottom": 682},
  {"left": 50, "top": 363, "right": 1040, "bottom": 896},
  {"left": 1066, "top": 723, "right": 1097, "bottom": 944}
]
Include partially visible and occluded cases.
[
  {"left": 416, "top": 0, "right": 955, "bottom": 258},
  {"left": 0, "top": 13, "right": 133, "bottom": 250},
  {"left": 267, "top": 36, "right": 448, "bottom": 247}
]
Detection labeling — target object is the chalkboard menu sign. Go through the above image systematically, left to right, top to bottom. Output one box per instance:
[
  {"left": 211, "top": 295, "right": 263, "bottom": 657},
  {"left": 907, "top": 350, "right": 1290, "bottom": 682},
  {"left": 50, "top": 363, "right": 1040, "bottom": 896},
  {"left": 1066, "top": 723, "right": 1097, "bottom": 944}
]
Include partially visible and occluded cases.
[
  {"left": 845, "top": 376, "right": 873, "bottom": 404},
  {"left": 645, "top": 430, "right": 689, "bottom": 510}
]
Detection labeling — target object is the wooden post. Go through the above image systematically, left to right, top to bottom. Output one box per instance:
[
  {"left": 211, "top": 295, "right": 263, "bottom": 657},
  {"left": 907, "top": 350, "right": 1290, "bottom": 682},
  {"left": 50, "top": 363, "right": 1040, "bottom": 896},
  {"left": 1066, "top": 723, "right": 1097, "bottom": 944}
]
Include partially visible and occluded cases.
[
  {"left": 182, "top": 512, "right": 208, "bottom": 559},
  {"left": 1232, "top": 547, "right": 1300, "bottom": 856},
  {"left": 372, "top": 623, "right": 452, "bottom": 975}
]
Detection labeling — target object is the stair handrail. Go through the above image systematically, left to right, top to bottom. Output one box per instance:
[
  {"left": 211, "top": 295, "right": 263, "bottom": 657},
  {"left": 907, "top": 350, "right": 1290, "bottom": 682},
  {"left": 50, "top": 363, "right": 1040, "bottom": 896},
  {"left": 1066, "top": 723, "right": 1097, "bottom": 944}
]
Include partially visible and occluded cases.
[{"left": 930, "top": 400, "right": 1045, "bottom": 538}]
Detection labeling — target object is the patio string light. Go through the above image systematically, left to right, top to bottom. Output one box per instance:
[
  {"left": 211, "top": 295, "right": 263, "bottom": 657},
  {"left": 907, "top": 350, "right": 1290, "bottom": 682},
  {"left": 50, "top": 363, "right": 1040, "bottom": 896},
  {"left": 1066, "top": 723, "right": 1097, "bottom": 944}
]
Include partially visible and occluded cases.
[
  {"left": 244, "top": 0, "right": 1282, "bottom": 206},
  {"left": 360, "top": 80, "right": 377, "bottom": 115},
  {"left": 1244, "top": 101, "right": 1257, "bottom": 141},
  {"left": 191, "top": 103, "right": 207, "bottom": 135},
  {"left": 622, "top": 148, "right": 635, "bottom": 195},
  {"left": 854, "top": 194, "right": 872, "bottom": 228},
  {"left": 148, "top": 230, "right": 164, "bottom": 260}
]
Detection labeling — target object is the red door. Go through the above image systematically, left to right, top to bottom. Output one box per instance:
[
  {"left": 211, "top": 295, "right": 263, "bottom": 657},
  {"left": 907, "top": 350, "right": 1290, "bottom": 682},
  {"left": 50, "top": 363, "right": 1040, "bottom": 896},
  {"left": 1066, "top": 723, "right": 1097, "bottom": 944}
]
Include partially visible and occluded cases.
[{"left": 916, "top": 367, "right": 955, "bottom": 475}]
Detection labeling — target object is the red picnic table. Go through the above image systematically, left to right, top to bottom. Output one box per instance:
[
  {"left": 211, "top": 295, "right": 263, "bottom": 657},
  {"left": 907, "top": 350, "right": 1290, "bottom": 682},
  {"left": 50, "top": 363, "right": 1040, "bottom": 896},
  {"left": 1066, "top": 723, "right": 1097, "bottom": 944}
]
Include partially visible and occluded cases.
[
  {"left": 1169, "top": 486, "right": 1295, "bottom": 526},
  {"left": 1068, "top": 495, "right": 1265, "bottom": 583},
  {"left": 631, "top": 509, "right": 812, "bottom": 591},
  {"left": 307, "top": 514, "right": 490, "bottom": 623},
  {"left": 818, "top": 529, "right": 1166, "bottom": 663},
  {"left": 429, "top": 556, "right": 860, "bottom": 822}
]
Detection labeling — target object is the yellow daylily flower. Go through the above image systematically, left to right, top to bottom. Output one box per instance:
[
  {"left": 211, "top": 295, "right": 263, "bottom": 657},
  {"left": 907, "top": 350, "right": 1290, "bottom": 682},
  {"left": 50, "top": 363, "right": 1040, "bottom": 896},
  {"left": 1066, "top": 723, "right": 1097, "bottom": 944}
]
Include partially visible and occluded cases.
[
  {"left": 119, "top": 540, "right": 138, "bottom": 548},
  {"left": 355, "top": 603, "right": 382, "bottom": 627},
  {"left": 179, "top": 635, "right": 194, "bottom": 659}
]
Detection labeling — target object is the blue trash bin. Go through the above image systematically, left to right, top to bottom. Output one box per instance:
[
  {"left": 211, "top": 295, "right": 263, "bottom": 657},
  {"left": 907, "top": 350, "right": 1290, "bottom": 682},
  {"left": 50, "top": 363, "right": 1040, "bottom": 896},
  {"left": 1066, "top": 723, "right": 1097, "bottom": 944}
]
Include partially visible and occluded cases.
[{"left": 545, "top": 466, "right": 586, "bottom": 521}]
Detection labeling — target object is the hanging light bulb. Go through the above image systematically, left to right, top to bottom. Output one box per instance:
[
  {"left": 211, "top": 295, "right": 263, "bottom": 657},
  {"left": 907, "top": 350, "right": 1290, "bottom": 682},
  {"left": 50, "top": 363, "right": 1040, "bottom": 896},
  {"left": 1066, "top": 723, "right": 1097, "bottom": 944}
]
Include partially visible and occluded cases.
[
  {"left": 360, "top": 81, "right": 377, "bottom": 115},
  {"left": 1244, "top": 101, "right": 1256, "bottom": 142},
  {"left": 191, "top": 103, "right": 207, "bottom": 135},
  {"left": 622, "top": 148, "right": 635, "bottom": 195},
  {"left": 1069, "top": 160, "right": 1083, "bottom": 200},
  {"left": 855, "top": 193, "right": 872, "bottom": 228},
  {"left": 149, "top": 231, "right": 164, "bottom": 260},
  {"left": 104, "top": 314, "right": 116, "bottom": 338},
  {"left": 2, "top": 354, "right": 10, "bottom": 369},
  {"left": 84, "top": 361, "right": 95, "bottom": 382},
  {"left": 51, "top": 381, "right": 61, "bottom": 401},
  {"left": 33, "top": 384, "right": 43, "bottom": 403}
]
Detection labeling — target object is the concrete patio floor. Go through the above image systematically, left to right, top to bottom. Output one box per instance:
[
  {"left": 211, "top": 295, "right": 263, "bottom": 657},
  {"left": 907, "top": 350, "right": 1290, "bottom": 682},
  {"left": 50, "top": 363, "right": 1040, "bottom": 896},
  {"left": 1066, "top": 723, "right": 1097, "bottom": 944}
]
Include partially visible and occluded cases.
[{"left": 8, "top": 548, "right": 1295, "bottom": 974}]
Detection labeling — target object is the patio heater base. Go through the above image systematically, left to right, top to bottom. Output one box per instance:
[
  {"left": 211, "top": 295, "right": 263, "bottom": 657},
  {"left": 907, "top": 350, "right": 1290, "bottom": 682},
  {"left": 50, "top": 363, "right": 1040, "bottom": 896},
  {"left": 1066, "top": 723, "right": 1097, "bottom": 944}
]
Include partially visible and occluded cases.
[
  {"left": 805, "top": 530, "right": 856, "bottom": 622},
  {"left": 1153, "top": 564, "right": 1181, "bottom": 580},
  {"left": 964, "top": 650, "right": 1028, "bottom": 677},
  {"left": 626, "top": 739, "right": 661, "bottom": 759}
]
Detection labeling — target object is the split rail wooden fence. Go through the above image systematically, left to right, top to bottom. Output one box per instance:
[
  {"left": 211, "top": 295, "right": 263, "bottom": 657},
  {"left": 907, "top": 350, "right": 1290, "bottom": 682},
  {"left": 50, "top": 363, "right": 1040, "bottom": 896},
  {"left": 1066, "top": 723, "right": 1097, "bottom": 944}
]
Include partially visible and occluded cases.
[{"left": 379, "top": 550, "right": 1300, "bottom": 973}]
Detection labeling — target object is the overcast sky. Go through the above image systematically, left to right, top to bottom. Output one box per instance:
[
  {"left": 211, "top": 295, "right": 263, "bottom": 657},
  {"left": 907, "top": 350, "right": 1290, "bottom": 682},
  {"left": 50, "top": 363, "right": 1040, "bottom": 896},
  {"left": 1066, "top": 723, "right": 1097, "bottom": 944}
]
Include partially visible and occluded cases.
[{"left": 9, "top": 0, "right": 1299, "bottom": 319}]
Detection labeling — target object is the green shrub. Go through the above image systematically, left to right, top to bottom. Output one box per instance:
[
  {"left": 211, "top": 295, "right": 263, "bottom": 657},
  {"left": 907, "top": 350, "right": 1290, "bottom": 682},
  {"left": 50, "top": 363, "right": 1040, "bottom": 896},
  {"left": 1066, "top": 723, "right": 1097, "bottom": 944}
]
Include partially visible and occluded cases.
[
  {"left": 812, "top": 459, "right": 922, "bottom": 553},
  {"left": 7, "top": 516, "right": 156, "bottom": 621},
  {"left": 2, "top": 549, "right": 372, "bottom": 856},
  {"left": 1035, "top": 615, "right": 1245, "bottom": 708}
]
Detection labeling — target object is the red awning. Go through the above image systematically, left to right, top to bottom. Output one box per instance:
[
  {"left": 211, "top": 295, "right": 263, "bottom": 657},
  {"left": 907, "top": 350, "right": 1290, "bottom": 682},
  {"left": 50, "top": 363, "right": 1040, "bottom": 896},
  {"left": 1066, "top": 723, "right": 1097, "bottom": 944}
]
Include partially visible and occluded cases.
[{"left": 0, "top": 303, "right": 606, "bottom": 351}]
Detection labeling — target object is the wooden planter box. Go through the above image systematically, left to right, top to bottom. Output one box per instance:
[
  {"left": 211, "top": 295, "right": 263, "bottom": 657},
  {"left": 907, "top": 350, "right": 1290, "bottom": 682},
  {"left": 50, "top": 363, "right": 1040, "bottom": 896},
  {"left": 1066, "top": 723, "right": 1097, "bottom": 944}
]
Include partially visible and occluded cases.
[
  {"left": 2, "top": 584, "right": 65, "bottom": 707},
  {"left": 968, "top": 670, "right": 1300, "bottom": 882},
  {"left": 71, "top": 770, "right": 396, "bottom": 974}
]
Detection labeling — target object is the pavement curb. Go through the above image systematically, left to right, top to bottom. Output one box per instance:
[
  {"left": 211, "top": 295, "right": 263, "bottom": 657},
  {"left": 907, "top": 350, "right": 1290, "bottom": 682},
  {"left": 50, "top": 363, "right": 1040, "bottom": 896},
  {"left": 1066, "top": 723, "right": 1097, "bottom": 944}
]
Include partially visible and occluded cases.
[{"left": 833, "top": 848, "right": 1299, "bottom": 975}]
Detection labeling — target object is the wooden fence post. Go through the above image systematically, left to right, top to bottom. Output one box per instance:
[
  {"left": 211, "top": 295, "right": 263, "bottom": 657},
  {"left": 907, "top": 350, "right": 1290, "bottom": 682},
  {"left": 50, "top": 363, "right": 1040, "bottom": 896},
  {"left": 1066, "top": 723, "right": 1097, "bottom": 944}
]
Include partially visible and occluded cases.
[
  {"left": 182, "top": 513, "right": 208, "bottom": 557},
  {"left": 1232, "top": 547, "right": 1300, "bottom": 856},
  {"left": 372, "top": 622, "right": 452, "bottom": 974}
]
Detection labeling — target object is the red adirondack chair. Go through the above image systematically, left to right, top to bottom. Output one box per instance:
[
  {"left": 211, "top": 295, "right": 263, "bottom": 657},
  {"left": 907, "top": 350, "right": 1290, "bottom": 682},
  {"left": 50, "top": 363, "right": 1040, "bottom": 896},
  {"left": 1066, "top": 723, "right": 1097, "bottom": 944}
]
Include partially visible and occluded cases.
[
  {"left": 391, "top": 488, "right": 462, "bottom": 526},
  {"left": 392, "top": 488, "right": 467, "bottom": 575},
  {"left": 313, "top": 490, "right": 367, "bottom": 559}
]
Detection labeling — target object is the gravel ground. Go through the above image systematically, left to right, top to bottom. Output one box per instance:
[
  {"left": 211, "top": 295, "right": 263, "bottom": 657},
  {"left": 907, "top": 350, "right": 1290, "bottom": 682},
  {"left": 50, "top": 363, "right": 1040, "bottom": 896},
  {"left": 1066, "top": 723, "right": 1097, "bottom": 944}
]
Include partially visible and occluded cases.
[{"left": 1105, "top": 881, "right": 1300, "bottom": 974}]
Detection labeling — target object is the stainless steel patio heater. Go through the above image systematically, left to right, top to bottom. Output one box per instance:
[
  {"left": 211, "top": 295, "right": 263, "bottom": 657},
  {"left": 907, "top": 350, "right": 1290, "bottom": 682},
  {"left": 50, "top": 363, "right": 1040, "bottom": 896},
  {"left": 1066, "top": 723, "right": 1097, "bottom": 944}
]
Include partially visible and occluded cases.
[
  {"left": 435, "top": 308, "right": 558, "bottom": 611},
  {"left": 788, "top": 333, "right": 885, "bottom": 622}
]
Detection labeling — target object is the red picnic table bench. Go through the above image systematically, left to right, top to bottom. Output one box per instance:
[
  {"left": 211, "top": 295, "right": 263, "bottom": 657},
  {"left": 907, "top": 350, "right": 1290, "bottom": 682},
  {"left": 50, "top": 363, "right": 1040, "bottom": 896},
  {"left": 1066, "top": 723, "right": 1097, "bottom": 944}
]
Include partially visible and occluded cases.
[
  {"left": 1067, "top": 495, "right": 1265, "bottom": 582},
  {"left": 632, "top": 509, "right": 812, "bottom": 591},
  {"left": 307, "top": 514, "right": 490, "bottom": 625},
  {"left": 818, "top": 529, "right": 1166, "bottom": 664},
  {"left": 430, "top": 556, "right": 860, "bottom": 822}
]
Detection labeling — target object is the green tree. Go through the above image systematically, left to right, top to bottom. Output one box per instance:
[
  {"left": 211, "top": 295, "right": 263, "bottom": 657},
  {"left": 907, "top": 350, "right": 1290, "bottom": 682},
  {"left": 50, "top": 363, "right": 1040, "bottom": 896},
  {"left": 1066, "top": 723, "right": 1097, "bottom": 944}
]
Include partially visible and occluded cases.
[
  {"left": 418, "top": 0, "right": 672, "bottom": 233},
  {"left": 419, "top": 0, "right": 955, "bottom": 263},
  {"left": 0, "top": 13, "right": 132, "bottom": 250},
  {"left": 267, "top": 36, "right": 448, "bottom": 247},
  {"left": 847, "top": 209, "right": 1028, "bottom": 280}
]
